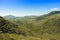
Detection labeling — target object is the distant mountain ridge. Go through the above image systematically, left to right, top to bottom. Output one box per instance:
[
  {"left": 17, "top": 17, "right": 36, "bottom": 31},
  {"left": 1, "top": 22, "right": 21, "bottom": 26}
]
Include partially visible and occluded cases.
[
  {"left": 0, "top": 11, "right": 60, "bottom": 40},
  {"left": 3, "top": 11, "right": 60, "bottom": 21},
  {"left": 36, "top": 11, "right": 60, "bottom": 20},
  {"left": 3, "top": 15, "right": 16, "bottom": 20}
]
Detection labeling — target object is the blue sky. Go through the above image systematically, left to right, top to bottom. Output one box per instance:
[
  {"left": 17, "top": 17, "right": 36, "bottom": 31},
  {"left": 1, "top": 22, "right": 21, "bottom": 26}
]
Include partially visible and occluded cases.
[{"left": 0, "top": 0, "right": 60, "bottom": 16}]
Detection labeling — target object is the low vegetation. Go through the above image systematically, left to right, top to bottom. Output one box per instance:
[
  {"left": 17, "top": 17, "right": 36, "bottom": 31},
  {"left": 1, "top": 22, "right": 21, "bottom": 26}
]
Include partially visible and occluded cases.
[{"left": 0, "top": 11, "right": 60, "bottom": 40}]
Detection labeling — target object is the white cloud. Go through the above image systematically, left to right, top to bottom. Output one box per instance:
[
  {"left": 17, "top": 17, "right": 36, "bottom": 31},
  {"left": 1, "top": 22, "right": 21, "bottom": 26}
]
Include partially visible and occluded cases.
[{"left": 50, "top": 8, "right": 60, "bottom": 11}]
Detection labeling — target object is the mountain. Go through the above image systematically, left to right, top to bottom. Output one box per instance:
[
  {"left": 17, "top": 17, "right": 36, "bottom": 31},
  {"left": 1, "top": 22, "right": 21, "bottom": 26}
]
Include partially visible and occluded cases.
[
  {"left": 0, "top": 11, "right": 60, "bottom": 40},
  {"left": 36, "top": 11, "right": 60, "bottom": 20},
  {"left": 36, "top": 11, "right": 60, "bottom": 33},
  {"left": 3, "top": 15, "right": 16, "bottom": 20},
  {"left": 3, "top": 15, "right": 37, "bottom": 20},
  {"left": 3, "top": 15, "right": 38, "bottom": 26},
  {"left": 0, "top": 16, "right": 26, "bottom": 36},
  {"left": 0, "top": 16, "right": 17, "bottom": 33}
]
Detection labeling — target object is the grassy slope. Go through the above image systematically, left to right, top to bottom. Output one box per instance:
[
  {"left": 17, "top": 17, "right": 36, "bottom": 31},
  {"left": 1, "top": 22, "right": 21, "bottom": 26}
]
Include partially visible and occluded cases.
[{"left": 0, "top": 11, "right": 60, "bottom": 40}]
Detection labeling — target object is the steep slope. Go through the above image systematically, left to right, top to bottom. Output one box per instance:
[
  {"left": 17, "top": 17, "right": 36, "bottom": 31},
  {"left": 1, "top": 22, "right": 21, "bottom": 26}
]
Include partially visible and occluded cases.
[
  {"left": 1, "top": 11, "right": 60, "bottom": 40},
  {"left": 17, "top": 11, "right": 60, "bottom": 40},
  {"left": 34, "top": 11, "right": 60, "bottom": 40},
  {"left": 35, "top": 11, "right": 60, "bottom": 34},
  {"left": 36, "top": 11, "right": 60, "bottom": 20},
  {"left": 0, "top": 16, "right": 26, "bottom": 36},
  {"left": 0, "top": 16, "right": 17, "bottom": 33},
  {"left": 0, "top": 16, "right": 41, "bottom": 40}
]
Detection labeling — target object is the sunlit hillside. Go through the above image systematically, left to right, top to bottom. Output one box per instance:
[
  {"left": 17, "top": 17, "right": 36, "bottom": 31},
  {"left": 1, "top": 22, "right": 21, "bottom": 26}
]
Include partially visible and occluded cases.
[{"left": 0, "top": 11, "right": 60, "bottom": 40}]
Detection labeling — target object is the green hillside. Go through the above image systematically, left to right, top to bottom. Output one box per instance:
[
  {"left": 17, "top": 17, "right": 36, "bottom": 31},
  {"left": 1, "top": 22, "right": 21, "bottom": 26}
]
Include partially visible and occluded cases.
[{"left": 0, "top": 11, "right": 60, "bottom": 40}]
